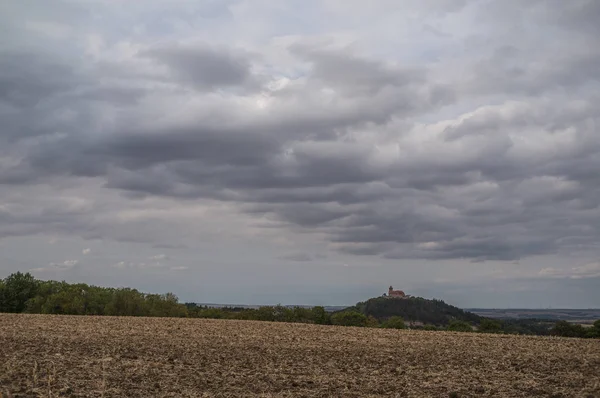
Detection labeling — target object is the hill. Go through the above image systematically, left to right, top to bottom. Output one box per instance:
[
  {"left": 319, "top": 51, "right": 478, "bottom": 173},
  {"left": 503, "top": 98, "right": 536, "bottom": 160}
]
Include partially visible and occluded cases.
[{"left": 344, "top": 296, "right": 484, "bottom": 326}]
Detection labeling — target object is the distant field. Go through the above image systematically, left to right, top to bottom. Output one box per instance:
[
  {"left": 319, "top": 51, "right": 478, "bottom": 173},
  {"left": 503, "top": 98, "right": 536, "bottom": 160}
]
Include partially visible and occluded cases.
[
  {"left": 468, "top": 308, "right": 600, "bottom": 323},
  {"left": 1, "top": 314, "right": 599, "bottom": 397}
]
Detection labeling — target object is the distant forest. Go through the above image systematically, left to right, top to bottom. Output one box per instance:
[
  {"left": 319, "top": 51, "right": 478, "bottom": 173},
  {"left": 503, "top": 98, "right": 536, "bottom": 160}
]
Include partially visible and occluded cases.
[{"left": 1, "top": 272, "right": 598, "bottom": 339}]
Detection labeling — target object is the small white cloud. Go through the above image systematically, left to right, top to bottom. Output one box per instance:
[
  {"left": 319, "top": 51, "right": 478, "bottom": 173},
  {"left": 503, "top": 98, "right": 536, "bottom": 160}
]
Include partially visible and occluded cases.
[
  {"left": 418, "top": 242, "right": 441, "bottom": 249},
  {"left": 82, "top": 248, "right": 91, "bottom": 255},
  {"left": 149, "top": 254, "right": 168, "bottom": 261},
  {"left": 48, "top": 260, "right": 79, "bottom": 270},
  {"left": 113, "top": 260, "right": 166, "bottom": 269},
  {"left": 570, "top": 261, "right": 600, "bottom": 279},
  {"left": 138, "top": 262, "right": 167, "bottom": 269},
  {"left": 539, "top": 262, "right": 600, "bottom": 279},
  {"left": 170, "top": 266, "right": 189, "bottom": 271},
  {"left": 539, "top": 267, "right": 561, "bottom": 276}
]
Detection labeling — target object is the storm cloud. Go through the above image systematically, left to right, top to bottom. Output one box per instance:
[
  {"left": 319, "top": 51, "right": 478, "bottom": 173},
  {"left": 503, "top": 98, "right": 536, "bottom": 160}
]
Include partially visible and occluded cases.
[{"left": 1, "top": 0, "right": 599, "bottom": 306}]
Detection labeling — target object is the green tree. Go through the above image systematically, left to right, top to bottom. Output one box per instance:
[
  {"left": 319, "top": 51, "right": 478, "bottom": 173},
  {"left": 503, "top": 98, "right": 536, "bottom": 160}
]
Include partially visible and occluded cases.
[
  {"left": 1, "top": 272, "right": 39, "bottom": 313},
  {"left": 0, "top": 280, "right": 5, "bottom": 311},
  {"left": 24, "top": 280, "right": 64, "bottom": 313},
  {"left": 83, "top": 286, "right": 114, "bottom": 315},
  {"left": 40, "top": 287, "right": 87, "bottom": 315},
  {"left": 105, "top": 288, "right": 147, "bottom": 316},
  {"left": 145, "top": 293, "right": 187, "bottom": 317},
  {"left": 273, "top": 305, "right": 294, "bottom": 322},
  {"left": 254, "top": 306, "right": 276, "bottom": 322},
  {"left": 292, "top": 306, "right": 313, "bottom": 323},
  {"left": 311, "top": 306, "right": 330, "bottom": 325},
  {"left": 198, "top": 307, "right": 226, "bottom": 319},
  {"left": 331, "top": 311, "right": 368, "bottom": 327},
  {"left": 366, "top": 315, "right": 380, "bottom": 328},
  {"left": 381, "top": 316, "right": 406, "bottom": 329},
  {"left": 479, "top": 319, "right": 502, "bottom": 333},
  {"left": 447, "top": 320, "right": 473, "bottom": 332},
  {"left": 586, "top": 320, "right": 600, "bottom": 338},
  {"left": 551, "top": 321, "right": 587, "bottom": 338},
  {"left": 585, "top": 327, "right": 599, "bottom": 338}
]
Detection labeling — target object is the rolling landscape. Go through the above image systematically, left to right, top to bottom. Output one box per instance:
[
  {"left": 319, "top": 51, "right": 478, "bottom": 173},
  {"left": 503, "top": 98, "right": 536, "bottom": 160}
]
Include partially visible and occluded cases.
[
  {"left": 2, "top": 0, "right": 600, "bottom": 397},
  {"left": 1, "top": 273, "right": 599, "bottom": 397}
]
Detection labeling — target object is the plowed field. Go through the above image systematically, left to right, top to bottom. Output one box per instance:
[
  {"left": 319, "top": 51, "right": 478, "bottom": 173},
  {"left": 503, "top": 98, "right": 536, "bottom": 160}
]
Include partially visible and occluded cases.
[{"left": 1, "top": 314, "right": 599, "bottom": 397}]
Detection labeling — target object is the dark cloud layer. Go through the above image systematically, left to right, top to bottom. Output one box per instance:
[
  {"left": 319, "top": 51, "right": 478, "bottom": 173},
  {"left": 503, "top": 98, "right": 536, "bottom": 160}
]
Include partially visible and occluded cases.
[
  {"left": 1, "top": 0, "right": 600, "bottom": 266},
  {"left": 139, "top": 43, "right": 256, "bottom": 91}
]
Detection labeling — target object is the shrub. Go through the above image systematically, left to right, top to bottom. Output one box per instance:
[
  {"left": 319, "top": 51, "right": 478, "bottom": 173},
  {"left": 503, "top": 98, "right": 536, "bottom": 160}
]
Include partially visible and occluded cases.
[
  {"left": 311, "top": 306, "right": 331, "bottom": 325},
  {"left": 198, "top": 308, "right": 226, "bottom": 319},
  {"left": 331, "top": 311, "right": 368, "bottom": 327},
  {"left": 366, "top": 315, "right": 380, "bottom": 327},
  {"left": 381, "top": 316, "right": 406, "bottom": 329},
  {"left": 478, "top": 319, "right": 502, "bottom": 333},
  {"left": 447, "top": 320, "right": 473, "bottom": 332},
  {"left": 551, "top": 321, "right": 587, "bottom": 338},
  {"left": 585, "top": 326, "right": 599, "bottom": 338}
]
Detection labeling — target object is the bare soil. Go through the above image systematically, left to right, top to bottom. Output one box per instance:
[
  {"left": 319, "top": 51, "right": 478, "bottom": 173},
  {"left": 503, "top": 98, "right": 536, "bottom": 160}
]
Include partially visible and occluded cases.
[{"left": 1, "top": 314, "right": 599, "bottom": 397}]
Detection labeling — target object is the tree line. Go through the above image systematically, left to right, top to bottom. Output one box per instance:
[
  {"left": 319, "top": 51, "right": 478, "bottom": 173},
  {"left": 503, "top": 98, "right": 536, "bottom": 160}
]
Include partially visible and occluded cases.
[{"left": 1, "top": 272, "right": 598, "bottom": 338}]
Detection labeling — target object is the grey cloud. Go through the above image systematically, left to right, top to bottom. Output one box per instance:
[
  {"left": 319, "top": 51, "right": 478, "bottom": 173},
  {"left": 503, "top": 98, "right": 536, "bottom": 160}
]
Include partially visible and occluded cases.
[
  {"left": 1, "top": 0, "right": 600, "bottom": 266},
  {"left": 324, "top": 0, "right": 470, "bottom": 18},
  {"left": 531, "top": 0, "right": 600, "bottom": 36},
  {"left": 459, "top": 1, "right": 600, "bottom": 99},
  {"left": 139, "top": 43, "right": 256, "bottom": 91},
  {"left": 290, "top": 45, "right": 425, "bottom": 95},
  {"left": 466, "top": 48, "right": 600, "bottom": 97},
  {"left": 0, "top": 49, "right": 149, "bottom": 158},
  {"left": 0, "top": 51, "right": 79, "bottom": 107},
  {"left": 5, "top": 97, "right": 600, "bottom": 263},
  {"left": 6, "top": 98, "right": 600, "bottom": 262},
  {"left": 247, "top": 202, "right": 352, "bottom": 228},
  {"left": 385, "top": 238, "right": 555, "bottom": 262},
  {"left": 152, "top": 243, "right": 188, "bottom": 250},
  {"left": 335, "top": 243, "right": 392, "bottom": 257},
  {"left": 278, "top": 252, "right": 328, "bottom": 262},
  {"left": 279, "top": 253, "right": 313, "bottom": 262},
  {"left": 149, "top": 254, "right": 168, "bottom": 261}
]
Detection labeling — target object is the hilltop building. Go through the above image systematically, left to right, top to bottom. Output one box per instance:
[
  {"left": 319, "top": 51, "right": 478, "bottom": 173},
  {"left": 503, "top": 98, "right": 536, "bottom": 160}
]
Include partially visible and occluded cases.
[{"left": 387, "top": 286, "right": 407, "bottom": 298}]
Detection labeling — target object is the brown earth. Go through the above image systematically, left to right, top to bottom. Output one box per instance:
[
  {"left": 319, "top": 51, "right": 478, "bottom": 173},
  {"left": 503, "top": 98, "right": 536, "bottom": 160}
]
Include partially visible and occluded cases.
[{"left": 1, "top": 313, "right": 599, "bottom": 397}]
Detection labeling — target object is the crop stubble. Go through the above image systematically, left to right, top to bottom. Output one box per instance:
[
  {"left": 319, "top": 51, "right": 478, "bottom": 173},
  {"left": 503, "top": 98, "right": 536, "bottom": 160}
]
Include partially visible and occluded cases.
[{"left": 1, "top": 314, "right": 599, "bottom": 397}]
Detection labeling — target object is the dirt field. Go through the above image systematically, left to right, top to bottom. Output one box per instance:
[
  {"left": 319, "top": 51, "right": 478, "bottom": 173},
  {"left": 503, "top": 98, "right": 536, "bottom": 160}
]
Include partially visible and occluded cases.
[{"left": 1, "top": 314, "right": 599, "bottom": 397}]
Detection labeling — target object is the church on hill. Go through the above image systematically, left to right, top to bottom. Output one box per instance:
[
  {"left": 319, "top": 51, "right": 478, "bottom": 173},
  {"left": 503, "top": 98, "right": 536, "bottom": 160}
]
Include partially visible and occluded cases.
[{"left": 387, "top": 286, "right": 408, "bottom": 299}]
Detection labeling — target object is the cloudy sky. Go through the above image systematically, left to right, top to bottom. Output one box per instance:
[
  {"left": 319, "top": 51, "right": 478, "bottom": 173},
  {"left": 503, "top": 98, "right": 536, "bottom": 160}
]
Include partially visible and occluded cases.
[{"left": 1, "top": 0, "right": 599, "bottom": 308}]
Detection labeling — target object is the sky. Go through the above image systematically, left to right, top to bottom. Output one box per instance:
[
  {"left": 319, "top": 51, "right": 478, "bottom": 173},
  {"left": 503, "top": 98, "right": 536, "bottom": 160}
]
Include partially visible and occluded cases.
[{"left": 1, "top": 0, "right": 599, "bottom": 308}]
